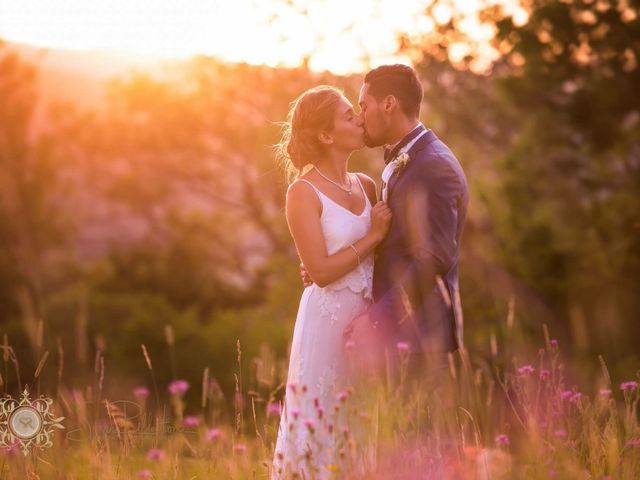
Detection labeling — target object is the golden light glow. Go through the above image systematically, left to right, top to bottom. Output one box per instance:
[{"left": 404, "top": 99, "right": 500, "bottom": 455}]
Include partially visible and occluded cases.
[{"left": 0, "top": 0, "right": 528, "bottom": 74}]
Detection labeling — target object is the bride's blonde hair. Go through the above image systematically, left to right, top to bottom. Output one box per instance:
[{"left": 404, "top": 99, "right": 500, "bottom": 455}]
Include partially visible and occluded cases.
[{"left": 275, "top": 85, "right": 343, "bottom": 183}]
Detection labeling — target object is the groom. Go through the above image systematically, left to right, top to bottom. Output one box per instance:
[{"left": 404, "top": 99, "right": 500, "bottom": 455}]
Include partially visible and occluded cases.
[{"left": 304, "top": 64, "right": 469, "bottom": 363}]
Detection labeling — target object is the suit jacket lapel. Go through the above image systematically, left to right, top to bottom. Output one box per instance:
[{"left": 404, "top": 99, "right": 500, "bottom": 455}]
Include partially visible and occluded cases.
[{"left": 386, "top": 130, "right": 439, "bottom": 200}]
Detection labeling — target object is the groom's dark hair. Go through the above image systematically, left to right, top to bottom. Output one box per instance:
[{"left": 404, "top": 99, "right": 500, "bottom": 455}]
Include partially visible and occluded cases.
[{"left": 364, "top": 64, "right": 423, "bottom": 118}]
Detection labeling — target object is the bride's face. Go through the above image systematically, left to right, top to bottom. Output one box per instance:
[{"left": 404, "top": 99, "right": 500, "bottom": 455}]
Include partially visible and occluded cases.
[{"left": 325, "top": 96, "right": 365, "bottom": 152}]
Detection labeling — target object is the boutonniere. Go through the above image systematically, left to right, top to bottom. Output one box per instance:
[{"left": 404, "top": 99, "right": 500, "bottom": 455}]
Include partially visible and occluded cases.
[{"left": 393, "top": 152, "right": 411, "bottom": 174}]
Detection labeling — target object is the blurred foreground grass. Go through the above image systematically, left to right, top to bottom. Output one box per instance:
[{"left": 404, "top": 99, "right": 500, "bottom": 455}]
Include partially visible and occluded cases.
[{"left": 1, "top": 319, "right": 639, "bottom": 480}]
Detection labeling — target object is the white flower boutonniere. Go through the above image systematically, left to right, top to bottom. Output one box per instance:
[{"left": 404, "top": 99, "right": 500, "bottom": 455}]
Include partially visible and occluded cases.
[{"left": 393, "top": 152, "right": 411, "bottom": 174}]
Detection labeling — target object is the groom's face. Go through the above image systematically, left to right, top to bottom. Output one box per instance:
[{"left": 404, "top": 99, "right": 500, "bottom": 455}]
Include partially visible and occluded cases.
[{"left": 358, "top": 83, "right": 388, "bottom": 148}]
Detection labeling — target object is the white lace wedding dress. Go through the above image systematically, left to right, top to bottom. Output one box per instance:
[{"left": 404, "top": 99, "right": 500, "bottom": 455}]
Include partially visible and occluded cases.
[{"left": 272, "top": 175, "right": 374, "bottom": 480}]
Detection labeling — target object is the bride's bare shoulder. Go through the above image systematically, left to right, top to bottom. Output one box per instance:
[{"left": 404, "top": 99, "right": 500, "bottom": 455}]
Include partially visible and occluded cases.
[
  {"left": 354, "top": 172, "right": 378, "bottom": 204},
  {"left": 286, "top": 178, "right": 322, "bottom": 212}
]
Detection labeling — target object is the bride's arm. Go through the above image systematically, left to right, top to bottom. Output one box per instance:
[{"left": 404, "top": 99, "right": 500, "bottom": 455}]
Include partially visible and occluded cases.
[{"left": 286, "top": 181, "right": 390, "bottom": 288}]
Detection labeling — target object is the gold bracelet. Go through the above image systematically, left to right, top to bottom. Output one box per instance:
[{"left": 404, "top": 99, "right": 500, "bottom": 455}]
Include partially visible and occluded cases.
[{"left": 349, "top": 244, "right": 361, "bottom": 265}]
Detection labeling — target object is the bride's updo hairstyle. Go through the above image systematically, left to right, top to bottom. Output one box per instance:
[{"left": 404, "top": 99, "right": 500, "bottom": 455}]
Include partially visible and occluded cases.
[{"left": 276, "top": 85, "right": 343, "bottom": 183}]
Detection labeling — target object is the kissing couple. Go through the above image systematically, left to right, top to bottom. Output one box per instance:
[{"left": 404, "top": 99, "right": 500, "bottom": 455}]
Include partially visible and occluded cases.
[{"left": 272, "top": 64, "right": 469, "bottom": 479}]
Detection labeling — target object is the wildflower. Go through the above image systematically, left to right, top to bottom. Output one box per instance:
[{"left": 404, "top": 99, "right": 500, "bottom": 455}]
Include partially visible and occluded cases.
[
  {"left": 549, "top": 339, "right": 558, "bottom": 348},
  {"left": 345, "top": 340, "right": 355, "bottom": 350},
  {"left": 396, "top": 342, "right": 410, "bottom": 352},
  {"left": 517, "top": 365, "right": 535, "bottom": 375},
  {"left": 539, "top": 369, "right": 550, "bottom": 380},
  {"left": 167, "top": 380, "right": 190, "bottom": 396},
  {"left": 620, "top": 381, "right": 639, "bottom": 391},
  {"left": 288, "top": 383, "right": 297, "bottom": 394},
  {"left": 133, "top": 386, "right": 150, "bottom": 398},
  {"left": 599, "top": 389, "right": 612, "bottom": 396},
  {"left": 560, "top": 390, "right": 573, "bottom": 400},
  {"left": 336, "top": 391, "right": 348, "bottom": 403},
  {"left": 569, "top": 392, "right": 582, "bottom": 403},
  {"left": 267, "top": 402, "right": 281, "bottom": 417},
  {"left": 317, "top": 407, "right": 324, "bottom": 420},
  {"left": 291, "top": 409, "right": 300, "bottom": 420},
  {"left": 183, "top": 416, "right": 202, "bottom": 427},
  {"left": 304, "top": 419, "right": 316, "bottom": 433},
  {"left": 206, "top": 428, "right": 221, "bottom": 442},
  {"left": 553, "top": 430, "right": 567, "bottom": 438},
  {"left": 495, "top": 434, "right": 510, "bottom": 446},
  {"left": 625, "top": 439, "right": 640, "bottom": 447},
  {"left": 234, "top": 443, "right": 247, "bottom": 454},
  {"left": 146, "top": 448, "right": 166, "bottom": 461},
  {"left": 137, "top": 469, "right": 153, "bottom": 479}
]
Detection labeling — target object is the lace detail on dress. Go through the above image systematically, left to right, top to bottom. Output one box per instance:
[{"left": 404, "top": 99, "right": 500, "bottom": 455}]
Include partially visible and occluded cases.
[{"left": 324, "top": 254, "right": 374, "bottom": 299}]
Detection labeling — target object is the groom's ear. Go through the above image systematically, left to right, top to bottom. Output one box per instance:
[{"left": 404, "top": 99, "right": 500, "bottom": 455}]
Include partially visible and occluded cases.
[{"left": 383, "top": 95, "right": 398, "bottom": 114}]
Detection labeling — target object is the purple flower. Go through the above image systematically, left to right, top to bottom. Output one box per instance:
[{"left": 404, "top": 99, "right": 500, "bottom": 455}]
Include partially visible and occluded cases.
[
  {"left": 549, "top": 339, "right": 558, "bottom": 348},
  {"left": 396, "top": 342, "right": 410, "bottom": 352},
  {"left": 517, "top": 365, "right": 535, "bottom": 376},
  {"left": 168, "top": 380, "right": 190, "bottom": 396},
  {"left": 620, "top": 381, "right": 639, "bottom": 391},
  {"left": 133, "top": 386, "right": 150, "bottom": 398},
  {"left": 560, "top": 390, "right": 573, "bottom": 400},
  {"left": 267, "top": 402, "right": 281, "bottom": 417},
  {"left": 183, "top": 416, "right": 201, "bottom": 427},
  {"left": 206, "top": 428, "right": 221, "bottom": 442},
  {"left": 495, "top": 434, "right": 510, "bottom": 446},
  {"left": 146, "top": 448, "right": 166, "bottom": 461},
  {"left": 137, "top": 469, "right": 153, "bottom": 479}
]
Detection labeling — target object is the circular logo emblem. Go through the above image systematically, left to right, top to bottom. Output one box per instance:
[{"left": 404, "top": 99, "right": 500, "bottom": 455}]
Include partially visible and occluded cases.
[{"left": 9, "top": 406, "right": 43, "bottom": 440}]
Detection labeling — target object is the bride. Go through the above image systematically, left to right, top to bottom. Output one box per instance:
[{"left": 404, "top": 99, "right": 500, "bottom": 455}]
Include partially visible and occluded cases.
[{"left": 272, "top": 85, "right": 391, "bottom": 479}]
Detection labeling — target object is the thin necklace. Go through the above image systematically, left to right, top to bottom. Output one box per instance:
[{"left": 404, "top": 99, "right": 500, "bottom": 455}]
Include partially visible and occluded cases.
[{"left": 313, "top": 165, "right": 353, "bottom": 195}]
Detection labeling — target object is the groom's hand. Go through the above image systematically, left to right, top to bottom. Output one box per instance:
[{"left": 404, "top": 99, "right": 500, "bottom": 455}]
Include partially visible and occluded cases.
[{"left": 300, "top": 262, "right": 313, "bottom": 287}]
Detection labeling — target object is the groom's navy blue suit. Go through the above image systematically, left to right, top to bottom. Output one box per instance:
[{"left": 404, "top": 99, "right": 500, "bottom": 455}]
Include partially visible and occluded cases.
[{"left": 370, "top": 126, "right": 468, "bottom": 353}]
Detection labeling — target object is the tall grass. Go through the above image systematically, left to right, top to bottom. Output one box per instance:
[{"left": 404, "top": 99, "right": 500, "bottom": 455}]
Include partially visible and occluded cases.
[{"left": 0, "top": 304, "right": 638, "bottom": 479}]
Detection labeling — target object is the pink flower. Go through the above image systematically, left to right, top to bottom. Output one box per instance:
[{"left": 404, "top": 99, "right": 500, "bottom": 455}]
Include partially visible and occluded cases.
[
  {"left": 549, "top": 339, "right": 558, "bottom": 348},
  {"left": 345, "top": 340, "right": 355, "bottom": 350},
  {"left": 396, "top": 342, "right": 410, "bottom": 352},
  {"left": 517, "top": 365, "right": 535, "bottom": 376},
  {"left": 539, "top": 369, "right": 550, "bottom": 380},
  {"left": 168, "top": 380, "right": 190, "bottom": 396},
  {"left": 620, "top": 381, "right": 639, "bottom": 391},
  {"left": 287, "top": 383, "right": 297, "bottom": 394},
  {"left": 133, "top": 386, "right": 150, "bottom": 398},
  {"left": 599, "top": 389, "right": 612, "bottom": 396},
  {"left": 560, "top": 390, "right": 573, "bottom": 400},
  {"left": 335, "top": 391, "right": 347, "bottom": 403},
  {"left": 569, "top": 392, "right": 582, "bottom": 403},
  {"left": 267, "top": 402, "right": 281, "bottom": 417},
  {"left": 291, "top": 409, "right": 300, "bottom": 420},
  {"left": 183, "top": 416, "right": 202, "bottom": 427},
  {"left": 304, "top": 419, "right": 316, "bottom": 432},
  {"left": 206, "top": 428, "right": 221, "bottom": 442},
  {"left": 553, "top": 430, "right": 567, "bottom": 438},
  {"left": 495, "top": 434, "right": 510, "bottom": 446},
  {"left": 625, "top": 439, "right": 640, "bottom": 447},
  {"left": 234, "top": 443, "right": 247, "bottom": 454},
  {"left": 146, "top": 448, "right": 166, "bottom": 461},
  {"left": 137, "top": 469, "right": 153, "bottom": 479}
]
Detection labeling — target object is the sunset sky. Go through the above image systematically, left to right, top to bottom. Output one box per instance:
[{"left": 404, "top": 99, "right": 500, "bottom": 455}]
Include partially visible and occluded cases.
[{"left": 0, "top": 0, "right": 527, "bottom": 74}]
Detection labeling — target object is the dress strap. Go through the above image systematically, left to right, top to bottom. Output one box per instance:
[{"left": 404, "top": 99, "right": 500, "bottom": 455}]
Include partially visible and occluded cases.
[
  {"left": 351, "top": 174, "right": 371, "bottom": 207},
  {"left": 296, "top": 178, "right": 322, "bottom": 198}
]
